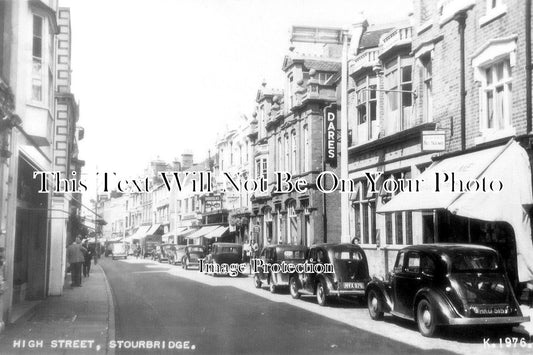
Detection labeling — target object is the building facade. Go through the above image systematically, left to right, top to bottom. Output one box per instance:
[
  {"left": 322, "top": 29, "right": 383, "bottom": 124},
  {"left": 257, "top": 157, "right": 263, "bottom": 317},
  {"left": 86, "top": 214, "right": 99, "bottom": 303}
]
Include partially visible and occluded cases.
[
  {"left": 0, "top": 0, "right": 82, "bottom": 331},
  {"left": 345, "top": 0, "right": 533, "bottom": 293},
  {"left": 250, "top": 32, "right": 343, "bottom": 249}
]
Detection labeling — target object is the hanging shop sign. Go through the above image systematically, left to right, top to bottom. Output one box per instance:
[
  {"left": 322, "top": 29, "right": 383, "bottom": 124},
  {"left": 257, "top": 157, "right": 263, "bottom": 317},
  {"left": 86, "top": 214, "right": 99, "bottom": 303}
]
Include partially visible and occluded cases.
[{"left": 324, "top": 104, "right": 338, "bottom": 166}]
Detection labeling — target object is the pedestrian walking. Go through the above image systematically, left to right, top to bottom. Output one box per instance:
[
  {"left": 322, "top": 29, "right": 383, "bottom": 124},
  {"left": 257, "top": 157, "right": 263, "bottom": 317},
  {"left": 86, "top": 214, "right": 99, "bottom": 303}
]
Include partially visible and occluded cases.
[
  {"left": 67, "top": 237, "right": 87, "bottom": 287},
  {"left": 82, "top": 240, "right": 94, "bottom": 277}
]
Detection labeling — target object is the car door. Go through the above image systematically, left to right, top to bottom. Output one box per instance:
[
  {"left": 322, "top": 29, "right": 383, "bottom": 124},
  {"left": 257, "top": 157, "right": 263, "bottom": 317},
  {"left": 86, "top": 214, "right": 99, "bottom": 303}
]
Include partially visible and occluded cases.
[
  {"left": 302, "top": 248, "right": 318, "bottom": 292},
  {"left": 394, "top": 251, "right": 423, "bottom": 317}
]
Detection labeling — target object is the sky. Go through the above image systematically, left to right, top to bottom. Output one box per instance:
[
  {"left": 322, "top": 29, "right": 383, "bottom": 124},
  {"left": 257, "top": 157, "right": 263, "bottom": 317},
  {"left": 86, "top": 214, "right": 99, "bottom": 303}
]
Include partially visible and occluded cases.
[{"left": 59, "top": 0, "right": 413, "bottom": 191}]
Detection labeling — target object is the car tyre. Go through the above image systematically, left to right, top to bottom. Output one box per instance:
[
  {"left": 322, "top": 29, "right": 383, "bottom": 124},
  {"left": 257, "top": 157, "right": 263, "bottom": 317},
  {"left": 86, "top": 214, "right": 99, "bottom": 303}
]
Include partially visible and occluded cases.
[
  {"left": 254, "top": 275, "right": 262, "bottom": 289},
  {"left": 289, "top": 276, "right": 300, "bottom": 299},
  {"left": 269, "top": 278, "right": 277, "bottom": 294},
  {"left": 316, "top": 281, "right": 327, "bottom": 306},
  {"left": 367, "top": 289, "right": 384, "bottom": 320},
  {"left": 417, "top": 299, "right": 437, "bottom": 337}
]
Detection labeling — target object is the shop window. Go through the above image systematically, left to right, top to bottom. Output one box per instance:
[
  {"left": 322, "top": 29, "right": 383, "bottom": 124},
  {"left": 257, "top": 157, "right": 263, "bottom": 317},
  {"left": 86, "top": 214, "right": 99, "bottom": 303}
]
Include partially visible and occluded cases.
[
  {"left": 382, "top": 171, "right": 413, "bottom": 246},
  {"left": 351, "top": 180, "right": 377, "bottom": 245}
]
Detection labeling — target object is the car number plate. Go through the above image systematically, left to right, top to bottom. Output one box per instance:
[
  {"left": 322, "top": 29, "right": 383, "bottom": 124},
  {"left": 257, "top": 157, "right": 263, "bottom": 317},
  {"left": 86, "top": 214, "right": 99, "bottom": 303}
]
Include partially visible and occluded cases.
[
  {"left": 342, "top": 282, "right": 364, "bottom": 289},
  {"left": 472, "top": 306, "right": 509, "bottom": 315}
]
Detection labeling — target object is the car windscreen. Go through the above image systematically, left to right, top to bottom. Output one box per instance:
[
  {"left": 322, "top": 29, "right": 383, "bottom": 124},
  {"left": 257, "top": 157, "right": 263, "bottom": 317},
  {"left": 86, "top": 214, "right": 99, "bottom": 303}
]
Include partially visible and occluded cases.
[
  {"left": 188, "top": 247, "right": 204, "bottom": 253},
  {"left": 219, "top": 247, "right": 240, "bottom": 254},
  {"left": 282, "top": 250, "right": 306, "bottom": 260},
  {"left": 450, "top": 251, "right": 500, "bottom": 272}
]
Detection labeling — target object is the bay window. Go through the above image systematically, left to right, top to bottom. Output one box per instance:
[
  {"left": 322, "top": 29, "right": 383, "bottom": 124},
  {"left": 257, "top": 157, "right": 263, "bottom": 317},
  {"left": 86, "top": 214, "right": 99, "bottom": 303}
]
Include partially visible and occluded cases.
[
  {"left": 384, "top": 56, "right": 413, "bottom": 135},
  {"left": 355, "top": 76, "right": 378, "bottom": 144}
]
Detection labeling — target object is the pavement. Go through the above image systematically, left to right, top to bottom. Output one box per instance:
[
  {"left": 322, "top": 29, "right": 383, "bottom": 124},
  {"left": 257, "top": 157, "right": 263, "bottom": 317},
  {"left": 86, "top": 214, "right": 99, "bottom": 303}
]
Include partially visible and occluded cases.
[{"left": 0, "top": 263, "right": 115, "bottom": 355}]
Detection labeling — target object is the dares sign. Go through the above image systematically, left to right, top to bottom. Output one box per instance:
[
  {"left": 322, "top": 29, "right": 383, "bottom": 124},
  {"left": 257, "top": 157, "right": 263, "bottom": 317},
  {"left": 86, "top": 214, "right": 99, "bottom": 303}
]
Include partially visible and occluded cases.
[{"left": 324, "top": 104, "right": 338, "bottom": 166}]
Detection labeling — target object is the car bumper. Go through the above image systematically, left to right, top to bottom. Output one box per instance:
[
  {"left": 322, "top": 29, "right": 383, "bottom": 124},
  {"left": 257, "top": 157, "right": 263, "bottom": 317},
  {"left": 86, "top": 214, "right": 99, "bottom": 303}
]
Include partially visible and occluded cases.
[
  {"left": 328, "top": 289, "right": 365, "bottom": 296},
  {"left": 446, "top": 315, "right": 530, "bottom": 326}
]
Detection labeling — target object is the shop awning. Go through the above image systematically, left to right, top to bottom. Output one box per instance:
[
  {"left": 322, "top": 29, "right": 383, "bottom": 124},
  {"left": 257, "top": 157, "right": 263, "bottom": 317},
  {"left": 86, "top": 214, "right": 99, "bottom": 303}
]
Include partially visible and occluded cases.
[
  {"left": 378, "top": 139, "right": 533, "bottom": 282},
  {"left": 378, "top": 143, "right": 509, "bottom": 213},
  {"left": 146, "top": 224, "right": 161, "bottom": 235},
  {"left": 124, "top": 225, "right": 151, "bottom": 243},
  {"left": 185, "top": 225, "right": 220, "bottom": 239},
  {"left": 204, "top": 226, "right": 229, "bottom": 239},
  {"left": 176, "top": 228, "right": 194, "bottom": 237}
]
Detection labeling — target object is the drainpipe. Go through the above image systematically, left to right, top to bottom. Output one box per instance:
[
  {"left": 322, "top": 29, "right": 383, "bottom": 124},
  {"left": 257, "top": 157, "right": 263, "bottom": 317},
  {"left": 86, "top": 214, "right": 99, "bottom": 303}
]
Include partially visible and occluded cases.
[
  {"left": 526, "top": 0, "right": 532, "bottom": 133},
  {"left": 456, "top": 12, "right": 467, "bottom": 151}
]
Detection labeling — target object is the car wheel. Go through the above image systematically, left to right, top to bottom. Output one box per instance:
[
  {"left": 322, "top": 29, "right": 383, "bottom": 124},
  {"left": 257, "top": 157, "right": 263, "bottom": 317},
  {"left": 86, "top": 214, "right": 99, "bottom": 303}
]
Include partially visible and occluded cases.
[
  {"left": 254, "top": 275, "right": 262, "bottom": 289},
  {"left": 289, "top": 276, "right": 300, "bottom": 299},
  {"left": 269, "top": 280, "right": 277, "bottom": 294},
  {"left": 316, "top": 281, "right": 327, "bottom": 306},
  {"left": 367, "top": 289, "right": 384, "bottom": 320},
  {"left": 417, "top": 299, "right": 437, "bottom": 337}
]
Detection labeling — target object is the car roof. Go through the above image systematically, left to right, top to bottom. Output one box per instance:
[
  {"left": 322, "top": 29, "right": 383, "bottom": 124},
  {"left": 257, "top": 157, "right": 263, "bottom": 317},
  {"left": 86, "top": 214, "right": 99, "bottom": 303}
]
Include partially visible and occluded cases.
[{"left": 401, "top": 243, "right": 497, "bottom": 256}]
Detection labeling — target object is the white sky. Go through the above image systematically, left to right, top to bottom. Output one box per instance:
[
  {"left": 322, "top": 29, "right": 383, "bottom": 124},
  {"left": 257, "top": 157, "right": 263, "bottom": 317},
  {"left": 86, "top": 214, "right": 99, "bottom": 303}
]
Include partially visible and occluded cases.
[{"left": 60, "top": 0, "right": 413, "bottom": 187}]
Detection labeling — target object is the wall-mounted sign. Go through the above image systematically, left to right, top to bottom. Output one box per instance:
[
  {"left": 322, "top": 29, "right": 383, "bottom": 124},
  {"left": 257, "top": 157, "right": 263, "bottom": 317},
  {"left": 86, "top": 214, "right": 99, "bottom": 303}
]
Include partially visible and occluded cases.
[
  {"left": 324, "top": 104, "right": 338, "bottom": 166},
  {"left": 422, "top": 131, "right": 446, "bottom": 151},
  {"left": 204, "top": 195, "right": 222, "bottom": 211}
]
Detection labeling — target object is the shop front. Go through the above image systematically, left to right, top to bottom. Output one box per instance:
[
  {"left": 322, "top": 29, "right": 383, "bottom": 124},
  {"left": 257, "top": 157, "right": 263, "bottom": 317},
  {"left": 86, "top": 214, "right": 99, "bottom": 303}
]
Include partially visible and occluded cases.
[{"left": 378, "top": 139, "right": 533, "bottom": 290}]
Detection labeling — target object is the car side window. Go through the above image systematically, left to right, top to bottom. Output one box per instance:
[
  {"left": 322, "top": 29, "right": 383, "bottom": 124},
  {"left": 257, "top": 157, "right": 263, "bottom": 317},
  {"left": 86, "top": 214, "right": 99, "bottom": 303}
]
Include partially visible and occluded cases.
[
  {"left": 394, "top": 252, "right": 405, "bottom": 273},
  {"left": 404, "top": 252, "right": 421, "bottom": 274},
  {"left": 421, "top": 255, "right": 435, "bottom": 276}
]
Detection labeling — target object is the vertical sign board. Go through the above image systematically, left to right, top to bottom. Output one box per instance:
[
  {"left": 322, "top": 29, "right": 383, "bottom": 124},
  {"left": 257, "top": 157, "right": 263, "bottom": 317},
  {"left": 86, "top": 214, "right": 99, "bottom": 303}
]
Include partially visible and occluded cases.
[{"left": 324, "top": 104, "right": 338, "bottom": 166}]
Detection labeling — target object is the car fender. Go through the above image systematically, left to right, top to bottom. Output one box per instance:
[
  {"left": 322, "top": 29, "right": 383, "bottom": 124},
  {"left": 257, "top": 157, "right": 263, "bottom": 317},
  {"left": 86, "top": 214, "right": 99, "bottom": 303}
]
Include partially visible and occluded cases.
[
  {"left": 317, "top": 274, "right": 335, "bottom": 295},
  {"left": 365, "top": 279, "right": 392, "bottom": 312},
  {"left": 414, "top": 288, "right": 457, "bottom": 325}
]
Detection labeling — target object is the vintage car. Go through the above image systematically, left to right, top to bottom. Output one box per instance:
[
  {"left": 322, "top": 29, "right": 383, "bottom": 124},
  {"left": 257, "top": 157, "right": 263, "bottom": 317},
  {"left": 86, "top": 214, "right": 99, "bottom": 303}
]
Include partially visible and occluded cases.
[
  {"left": 109, "top": 242, "right": 128, "bottom": 260},
  {"left": 204, "top": 243, "right": 243, "bottom": 276},
  {"left": 289, "top": 243, "right": 370, "bottom": 306},
  {"left": 153, "top": 244, "right": 178, "bottom": 263},
  {"left": 254, "top": 244, "right": 308, "bottom": 293},
  {"left": 365, "top": 244, "right": 530, "bottom": 337},
  {"left": 171, "top": 245, "right": 187, "bottom": 265},
  {"left": 181, "top": 245, "right": 207, "bottom": 269}
]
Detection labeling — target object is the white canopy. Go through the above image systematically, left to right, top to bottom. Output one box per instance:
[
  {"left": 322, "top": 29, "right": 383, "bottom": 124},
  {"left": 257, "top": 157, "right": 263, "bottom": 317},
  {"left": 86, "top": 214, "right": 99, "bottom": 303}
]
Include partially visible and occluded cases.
[{"left": 378, "top": 140, "right": 533, "bottom": 282}]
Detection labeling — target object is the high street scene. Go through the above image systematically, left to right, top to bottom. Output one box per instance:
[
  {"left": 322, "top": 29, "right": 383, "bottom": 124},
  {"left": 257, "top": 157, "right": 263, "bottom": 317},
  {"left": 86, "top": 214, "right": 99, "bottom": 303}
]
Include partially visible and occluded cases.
[{"left": 0, "top": 0, "right": 533, "bottom": 354}]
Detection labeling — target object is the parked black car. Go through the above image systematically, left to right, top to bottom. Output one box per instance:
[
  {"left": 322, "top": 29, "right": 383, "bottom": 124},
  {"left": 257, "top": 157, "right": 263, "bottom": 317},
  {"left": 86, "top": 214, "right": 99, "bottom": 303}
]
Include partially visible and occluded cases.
[
  {"left": 204, "top": 243, "right": 243, "bottom": 276},
  {"left": 289, "top": 243, "right": 370, "bottom": 306},
  {"left": 254, "top": 244, "right": 308, "bottom": 293},
  {"left": 365, "top": 244, "right": 530, "bottom": 337},
  {"left": 182, "top": 245, "right": 207, "bottom": 269}
]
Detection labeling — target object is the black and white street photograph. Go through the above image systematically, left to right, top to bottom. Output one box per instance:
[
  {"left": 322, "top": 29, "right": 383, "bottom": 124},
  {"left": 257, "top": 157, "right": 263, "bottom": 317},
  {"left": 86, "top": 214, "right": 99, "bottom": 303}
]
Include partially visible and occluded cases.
[{"left": 0, "top": 0, "right": 532, "bottom": 353}]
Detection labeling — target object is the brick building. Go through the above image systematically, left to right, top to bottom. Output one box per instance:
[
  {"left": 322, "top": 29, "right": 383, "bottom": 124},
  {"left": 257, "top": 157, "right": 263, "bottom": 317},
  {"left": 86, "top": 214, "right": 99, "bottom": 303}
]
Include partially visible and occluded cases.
[
  {"left": 345, "top": 0, "right": 533, "bottom": 292},
  {"left": 249, "top": 29, "right": 343, "bottom": 249}
]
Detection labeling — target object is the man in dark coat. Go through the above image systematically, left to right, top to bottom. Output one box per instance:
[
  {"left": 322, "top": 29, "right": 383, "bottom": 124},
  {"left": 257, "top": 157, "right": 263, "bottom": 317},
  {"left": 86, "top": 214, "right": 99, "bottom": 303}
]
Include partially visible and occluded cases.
[
  {"left": 67, "top": 237, "right": 87, "bottom": 287},
  {"left": 82, "top": 240, "right": 94, "bottom": 277}
]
